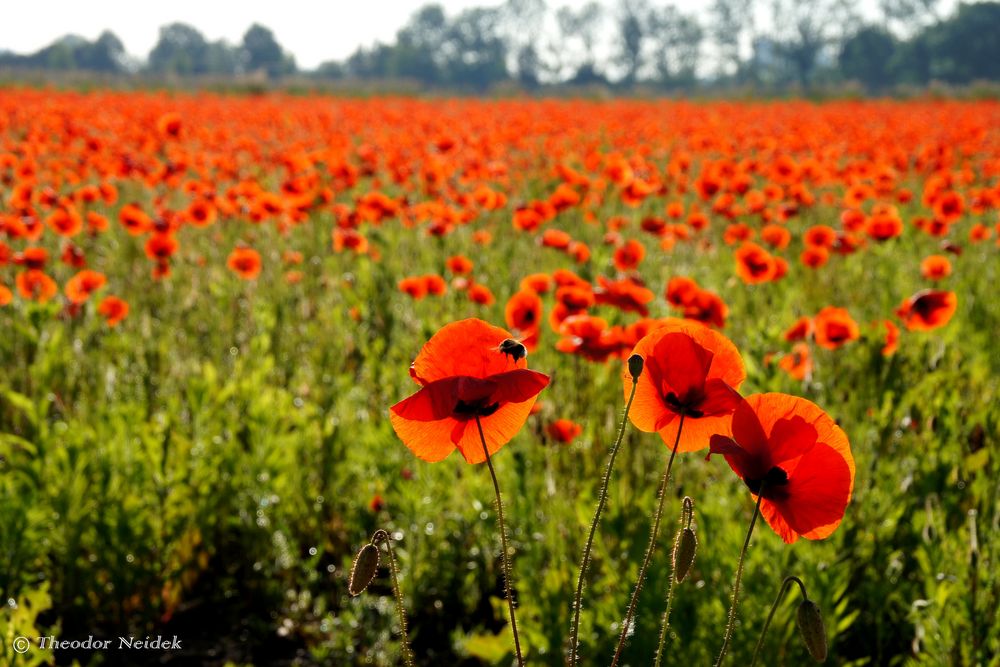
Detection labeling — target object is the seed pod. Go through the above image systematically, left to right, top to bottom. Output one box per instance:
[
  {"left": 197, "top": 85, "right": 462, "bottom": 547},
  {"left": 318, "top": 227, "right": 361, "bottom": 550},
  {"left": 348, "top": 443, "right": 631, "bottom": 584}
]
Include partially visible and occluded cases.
[
  {"left": 627, "top": 354, "right": 644, "bottom": 380},
  {"left": 672, "top": 527, "right": 697, "bottom": 583},
  {"left": 349, "top": 543, "right": 380, "bottom": 596},
  {"left": 796, "top": 598, "right": 828, "bottom": 662}
]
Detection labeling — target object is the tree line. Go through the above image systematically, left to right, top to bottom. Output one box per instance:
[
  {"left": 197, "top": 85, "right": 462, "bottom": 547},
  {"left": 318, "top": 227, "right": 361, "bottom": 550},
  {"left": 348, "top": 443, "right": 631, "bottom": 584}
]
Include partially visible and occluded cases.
[{"left": 1, "top": 1, "right": 999, "bottom": 93}]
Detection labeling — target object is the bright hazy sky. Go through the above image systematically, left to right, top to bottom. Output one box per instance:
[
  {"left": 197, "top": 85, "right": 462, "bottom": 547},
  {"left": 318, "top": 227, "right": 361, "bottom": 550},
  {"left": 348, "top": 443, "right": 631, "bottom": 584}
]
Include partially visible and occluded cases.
[
  {"left": 1, "top": 0, "right": 934, "bottom": 70},
  {"left": 0, "top": 1, "right": 507, "bottom": 69}
]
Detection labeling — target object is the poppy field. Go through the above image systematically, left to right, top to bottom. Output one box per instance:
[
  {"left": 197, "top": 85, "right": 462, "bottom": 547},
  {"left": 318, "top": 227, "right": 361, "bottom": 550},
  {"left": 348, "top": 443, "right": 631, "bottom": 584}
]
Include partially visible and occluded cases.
[{"left": 0, "top": 90, "right": 998, "bottom": 666}]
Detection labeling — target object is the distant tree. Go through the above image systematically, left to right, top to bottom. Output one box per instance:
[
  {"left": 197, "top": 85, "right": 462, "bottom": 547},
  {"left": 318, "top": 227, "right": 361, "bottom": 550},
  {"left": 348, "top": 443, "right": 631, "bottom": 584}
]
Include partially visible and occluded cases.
[
  {"left": 500, "top": 0, "right": 548, "bottom": 86},
  {"left": 615, "top": 0, "right": 650, "bottom": 86},
  {"left": 709, "top": 0, "right": 755, "bottom": 80},
  {"left": 767, "top": 0, "right": 859, "bottom": 88},
  {"left": 879, "top": 0, "right": 942, "bottom": 36},
  {"left": 554, "top": 2, "right": 605, "bottom": 83},
  {"left": 923, "top": 2, "right": 1000, "bottom": 83},
  {"left": 648, "top": 4, "right": 703, "bottom": 88},
  {"left": 391, "top": 5, "right": 448, "bottom": 84},
  {"left": 439, "top": 7, "right": 508, "bottom": 90},
  {"left": 148, "top": 23, "right": 209, "bottom": 75},
  {"left": 242, "top": 24, "right": 295, "bottom": 78},
  {"left": 839, "top": 27, "right": 896, "bottom": 92},
  {"left": 76, "top": 31, "right": 128, "bottom": 72},
  {"left": 883, "top": 34, "right": 929, "bottom": 85},
  {"left": 203, "top": 40, "right": 242, "bottom": 76},
  {"left": 344, "top": 44, "right": 395, "bottom": 79},
  {"left": 314, "top": 60, "right": 345, "bottom": 79}
]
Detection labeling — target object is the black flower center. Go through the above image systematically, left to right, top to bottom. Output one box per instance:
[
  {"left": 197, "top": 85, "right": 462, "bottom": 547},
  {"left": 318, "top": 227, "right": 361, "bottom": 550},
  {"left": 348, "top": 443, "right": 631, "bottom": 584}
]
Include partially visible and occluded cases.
[
  {"left": 664, "top": 391, "right": 704, "bottom": 418},
  {"left": 454, "top": 399, "right": 501, "bottom": 418},
  {"left": 743, "top": 466, "right": 789, "bottom": 495}
]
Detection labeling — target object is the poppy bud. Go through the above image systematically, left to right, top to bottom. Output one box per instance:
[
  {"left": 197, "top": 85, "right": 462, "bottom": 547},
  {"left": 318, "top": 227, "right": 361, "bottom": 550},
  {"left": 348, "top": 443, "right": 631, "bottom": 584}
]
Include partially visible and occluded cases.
[
  {"left": 627, "top": 353, "right": 644, "bottom": 380},
  {"left": 673, "top": 527, "right": 697, "bottom": 582},
  {"left": 349, "top": 543, "right": 380, "bottom": 596},
  {"left": 796, "top": 598, "right": 828, "bottom": 662}
]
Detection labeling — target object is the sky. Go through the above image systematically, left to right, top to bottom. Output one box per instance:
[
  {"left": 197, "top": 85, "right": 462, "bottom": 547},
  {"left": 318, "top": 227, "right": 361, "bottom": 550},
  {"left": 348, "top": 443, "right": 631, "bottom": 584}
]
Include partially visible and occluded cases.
[
  {"left": 0, "top": 0, "right": 502, "bottom": 69},
  {"left": 0, "top": 0, "right": 940, "bottom": 70}
]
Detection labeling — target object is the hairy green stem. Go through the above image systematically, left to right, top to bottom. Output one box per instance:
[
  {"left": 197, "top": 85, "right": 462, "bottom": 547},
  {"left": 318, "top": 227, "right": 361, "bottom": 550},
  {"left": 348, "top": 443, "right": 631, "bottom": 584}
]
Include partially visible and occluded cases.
[
  {"left": 567, "top": 377, "right": 639, "bottom": 665},
  {"left": 611, "top": 414, "right": 686, "bottom": 667},
  {"left": 476, "top": 415, "right": 524, "bottom": 666},
  {"left": 715, "top": 488, "right": 765, "bottom": 666},
  {"left": 654, "top": 498, "right": 694, "bottom": 667},
  {"left": 373, "top": 530, "right": 414, "bottom": 667},
  {"left": 750, "top": 575, "right": 807, "bottom": 667}
]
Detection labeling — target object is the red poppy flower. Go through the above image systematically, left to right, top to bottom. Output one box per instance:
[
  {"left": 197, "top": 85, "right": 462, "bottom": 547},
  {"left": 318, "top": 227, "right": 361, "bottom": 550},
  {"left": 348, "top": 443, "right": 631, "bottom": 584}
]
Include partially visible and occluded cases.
[
  {"left": 120, "top": 204, "right": 152, "bottom": 236},
  {"left": 145, "top": 234, "right": 179, "bottom": 261},
  {"left": 613, "top": 239, "right": 646, "bottom": 271},
  {"left": 734, "top": 242, "right": 777, "bottom": 284},
  {"left": 800, "top": 246, "right": 829, "bottom": 269},
  {"left": 227, "top": 248, "right": 262, "bottom": 280},
  {"left": 446, "top": 255, "right": 474, "bottom": 275},
  {"left": 920, "top": 255, "right": 951, "bottom": 280},
  {"left": 64, "top": 269, "right": 107, "bottom": 304},
  {"left": 16, "top": 270, "right": 58, "bottom": 302},
  {"left": 520, "top": 273, "right": 552, "bottom": 294},
  {"left": 423, "top": 274, "right": 447, "bottom": 296},
  {"left": 399, "top": 276, "right": 427, "bottom": 299},
  {"left": 665, "top": 276, "right": 699, "bottom": 308},
  {"left": 468, "top": 283, "right": 495, "bottom": 306},
  {"left": 505, "top": 288, "right": 542, "bottom": 351},
  {"left": 896, "top": 290, "right": 957, "bottom": 331},
  {"left": 98, "top": 296, "right": 130, "bottom": 327},
  {"left": 813, "top": 307, "right": 859, "bottom": 350},
  {"left": 783, "top": 316, "right": 813, "bottom": 342},
  {"left": 389, "top": 319, "right": 549, "bottom": 463},
  {"left": 882, "top": 320, "right": 900, "bottom": 356},
  {"left": 626, "top": 321, "right": 746, "bottom": 452},
  {"left": 779, "top": 343, "right": 812, "bottom": 381},
  {"left": 708, "top": 393, "right": 855, "bottom": 544},
  {"left": 547, "top": 419, "right": 583, "bottom": 443}
]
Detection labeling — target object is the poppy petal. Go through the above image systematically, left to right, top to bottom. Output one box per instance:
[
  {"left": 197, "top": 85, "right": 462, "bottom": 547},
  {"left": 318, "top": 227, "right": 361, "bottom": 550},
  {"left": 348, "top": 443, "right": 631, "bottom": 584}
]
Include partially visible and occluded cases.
[
  {"left": 410, "top": 318, "right": 525, "bottom": 385},
  {"left": 653, "top": 332, "right": 714, "bottom": 398},
  {"left": 488, "top": 369, "right": 550, "bottom": 404},
  {"left": 390, "top": 379, "right": 460, "bottom": 422},
  {"left": 453, "top": 398, "right": 538, "bottom": 464},
  {"left": 388, "top": 409, "right": 457, "bottom": 463},
  {"left": 764, "top": 442, "right": 854, "bottom": 542}
]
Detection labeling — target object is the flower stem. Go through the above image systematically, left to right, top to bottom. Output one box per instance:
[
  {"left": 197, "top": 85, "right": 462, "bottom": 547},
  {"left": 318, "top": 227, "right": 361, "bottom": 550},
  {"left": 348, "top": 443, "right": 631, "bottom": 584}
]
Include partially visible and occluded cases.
[
  {"left": 567, "top": 375, "right": 640, "bottom": 664},
  {"left": 611, "top": 414, "right": 686, "bottom": 667},
  {"left": 476, "top": 415, "right": 524, "bottom": 666},
  {"left": 715, "top": 488, "right": 765, "bottom": 667},
  {"left": 654, "top": 498, "right": 694, "bottom": 667},
  {"left": 373, "top": 530, "right": 415, "bottom": 667},
  {"left": 652, "top": 562, "right": 677, "bottom": 667},
  {"left": 750, "top": 575, "right": 807, "bottom": 667}
]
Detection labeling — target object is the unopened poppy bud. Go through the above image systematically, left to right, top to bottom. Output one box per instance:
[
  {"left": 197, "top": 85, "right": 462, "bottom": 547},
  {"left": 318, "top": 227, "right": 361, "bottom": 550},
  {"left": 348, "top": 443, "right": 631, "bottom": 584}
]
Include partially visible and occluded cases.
[
  {"left": 627, "top": 354, "right": 644, "bottom": 380},
  {"left": 673, "top": 527, "right": 697, "bottom": 582},
  {"left": 349, "top": 543, "right": 380, "bottom": 596},
  {"left": 796, "top": 598, "right": 828, "bottom": 662}
]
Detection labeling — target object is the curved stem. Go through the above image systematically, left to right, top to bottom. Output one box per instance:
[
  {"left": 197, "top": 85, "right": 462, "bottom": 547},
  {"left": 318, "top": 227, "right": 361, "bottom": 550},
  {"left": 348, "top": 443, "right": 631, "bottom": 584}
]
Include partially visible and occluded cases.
[
  {"left": 567, "top": 378, "right": 639, "bottom": 664},
  {"left": 611, "top": 414, "right": 686, "bottom": 667},
  {"left": 476, "top": 415, "right": 524, "bottom": 666},
  {"left": 715, "top": 488, "right": 765, "bottom": 667},
  {"left": 654, "top": 496, "right": 694, "bottom": 667},
  {"left": 375, "top": 533, "right": 415, "bottom": 667},
  {"left": 653, "top": 561, "right": 677, "bottom": 667},
  {"left": 750, "top": 575, "right": 807, "bottom": 667}
]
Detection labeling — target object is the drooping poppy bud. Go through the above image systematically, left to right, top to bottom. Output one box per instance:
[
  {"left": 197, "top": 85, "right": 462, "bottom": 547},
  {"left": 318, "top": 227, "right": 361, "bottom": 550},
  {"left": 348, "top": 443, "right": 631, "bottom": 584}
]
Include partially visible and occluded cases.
[
  {"left": 673, "top": 527, "right": 697, "bottom": 583},
  {"left": 349, "top": 543, "right": 380, "bottom": 596},
  {"left": 796, "top": 598, "right": 828, "bottom": 662}
]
